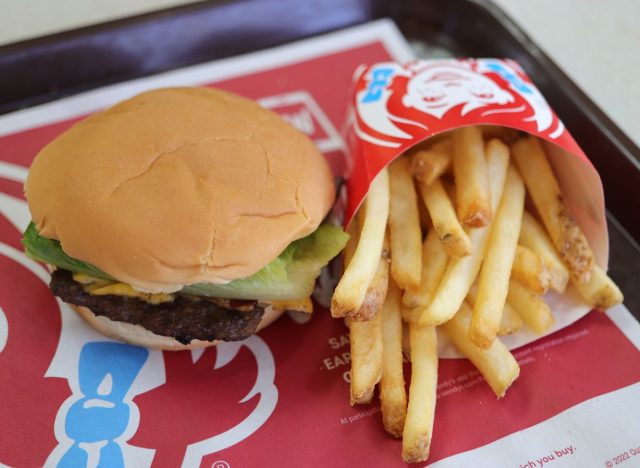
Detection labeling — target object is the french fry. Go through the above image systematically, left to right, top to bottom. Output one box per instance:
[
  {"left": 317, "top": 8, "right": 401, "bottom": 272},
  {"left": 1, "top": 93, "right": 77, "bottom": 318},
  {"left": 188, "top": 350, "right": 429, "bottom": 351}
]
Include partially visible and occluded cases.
[
  {"left": 480, "top": 125, "right": 519, "bottom": 143},
  {"left": 452, "top": 126, "right": 492, "bottom": 227},
  {"left": 409, "top": 134, "right": 452, "bottom": 154},
  {"left": 418, "top": 136, "right": 453, "bottom": 156},
  {"left": 512, "top": 136, "right": 595, "bottom": 283},
  {"left": 430, "top": 137, "right": 453, "bottom": 154},
  {"left": 421, "top": 138, "right": 510, "bottom": 326},
  {"left": 411, "top": 148, "right": 451, "bottom": 186},
  {"left": 388, "top": 158, "right": 422, "bottom": 289},
  {"left": 470, "top": 165, "right": 525, "bottom": 349},
  {"left": 332, "top": 170, "right": 390, "bottom": 317},
  {"left": 418, "top": 178, "right": 472, "bottom": 257},
  {"left": 442, "top": 178, "right": 457, "bottom": 205},
  {"left": 416, "top": 181, "right": 432, "bottom": 232},
  {"left": 342, "top": 201, "right": 387, "bottom": 404},
  {"left": 519, "top": 211, "right": 570, "bottom": 293},
  {"left": 342, "top": 215, "right": 360, "bottom": 266},
  {"left": 343, "top": 219, "right": 389, "bottom": 322},
  {"left": 402, "top": 229, "right": 449, "bottom": 312},
  {"left": 349, "top": 235, "right": 390, "bottom": 321},
  {"left": 512, "top": 245, "right": 551, "bottom": 294},
  {"left": 349, "top": 256, "right": 390, "bottom": 321},
  {"left": 572, "top": 264, "right": 623, "bottom": 310},
  {"left": 380, "top": 280, "right": 407, "bottom": 437},
  {"left": 507, "top": 280, "right": 554, "bottom": 334},
  {"left": 466, "top": 285, "right": 523, "bottom": 336},
  {"left": 441, "top": 302, "right": 520, "bottom": 398},
  {"left": 498, "top": 302, "right": 524, "bottom": 335},
  {"left": 401, "top": 303, "right": 421, "bottom": 328},
  {"left": 348, "top": 310, "right": 383, "bottom": 405},
  {"left": 401, "top": 320, "right": 411, "bottom": 356},
  {"left": 402, "top": 324, "right": 438, "bottom": 463}
]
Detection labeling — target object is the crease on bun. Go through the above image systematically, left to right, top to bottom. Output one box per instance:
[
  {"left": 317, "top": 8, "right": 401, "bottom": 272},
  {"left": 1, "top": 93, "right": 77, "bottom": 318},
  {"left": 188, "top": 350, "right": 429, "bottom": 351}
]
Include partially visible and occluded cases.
[
  {"left": 26, "top": 87, "right": 335, "bottom": 292},
  {"left": 71, "top": 304, "right": 285, "bottom": 350}
]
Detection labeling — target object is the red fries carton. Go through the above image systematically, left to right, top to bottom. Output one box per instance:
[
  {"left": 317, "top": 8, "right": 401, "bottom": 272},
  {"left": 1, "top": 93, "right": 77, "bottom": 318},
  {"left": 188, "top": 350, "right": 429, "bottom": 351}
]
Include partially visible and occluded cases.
[
  {"left": 0, "top": 21, "right": 638, "bottom": 468},
  {"left": 345, "top": 58, "right": 610, "bottom": 353}
]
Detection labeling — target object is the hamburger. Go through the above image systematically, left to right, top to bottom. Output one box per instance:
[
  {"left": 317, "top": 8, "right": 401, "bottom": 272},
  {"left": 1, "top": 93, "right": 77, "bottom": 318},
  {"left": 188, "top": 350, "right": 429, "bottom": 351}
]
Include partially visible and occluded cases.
[{"left": 23, "top": 87, "right": 347, "bottom": 350}]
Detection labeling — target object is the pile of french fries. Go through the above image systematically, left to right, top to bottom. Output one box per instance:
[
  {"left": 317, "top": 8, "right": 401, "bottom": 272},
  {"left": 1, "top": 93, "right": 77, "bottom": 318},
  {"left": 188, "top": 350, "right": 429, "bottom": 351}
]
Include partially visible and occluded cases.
[{"left": 331, "top": 125, "right": 623, "bottom": 463}]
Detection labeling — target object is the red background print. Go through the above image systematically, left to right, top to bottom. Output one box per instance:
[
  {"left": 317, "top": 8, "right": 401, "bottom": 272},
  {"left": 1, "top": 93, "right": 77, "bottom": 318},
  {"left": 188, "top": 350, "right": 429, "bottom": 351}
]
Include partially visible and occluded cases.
[
  {"left": 0, "top": 219, "right": 69, "bottom": 466},
  {"left": 158, "top": 310, "right": 640, "bottom": 468},
  {"left": 131, "top": 348, "right": 260, "bottom": 467}
]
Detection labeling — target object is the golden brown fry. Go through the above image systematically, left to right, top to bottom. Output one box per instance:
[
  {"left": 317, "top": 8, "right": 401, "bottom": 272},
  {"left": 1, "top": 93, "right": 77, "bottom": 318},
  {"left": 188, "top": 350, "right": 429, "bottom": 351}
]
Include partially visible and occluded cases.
[
  {"left": 480, "top": 125, "right": 519, "bottom": 143},
  {"left": 453, "top": 126, "right": 492, "bottom": 227},
  {"left": 409, "top": 134, "right": 451, "bottom": 154},
  {"left": 414, "top": 136, "right": 453, "bottom": 155},
  {"left": 512, "top": 136, "right": 595, "bottom": 283},
  {"left": 430, "top": 137, "right": 453, "bottom": 154},
  {"left": 421, "top": 139, "right": 510, "bottom": 326},
  {"left": 411, "top": 149, "right": 451, "bottom": 185},
  {"left": 388, "top": 158, "right": 422, "bottom": 289},
  {"left": 470, "top": 165, "right": 525, "bottom": 349},
  {"left": 332, "top": 170, "right": 389, "bottom": 317},
  {"left": 418, "top": 178, "right": 472, "bottom": 257},
  {"left": 441, "top": 179, "right": 456, "bottom": 205},
  {"left": 416, "top": 181, "right": 432, "bottom": 232},
  {"left": 519, "top": 211, "right": 570, "bottom": 293},
  {"left": 342, "top": 216, "right": 360, "bottom": 266},
  {"left": 402, "top": 229, "right": 449, "bottom": 311},
  {"left": 349, "top": 234, "right": 390, "bottom": 321},
  {"left": 512, "top": 245, "right": 551, "bottom": 294},
  {"left": 349, "top": 257, "right": 389, "bottom": 321},
  {"left": 572, "top": 264, "right": 623, "bottom": 310},
  {"left": 380, "top": 280, "right": 407, "bottom": 437},
  {"left": 507, "top": 280, "right": 554, "bottom": 334},
  {"left": 466, "top": 284, "right": 523, "bottom": 336},
  {"left": 270, "top": 297, "right": 314, "bottom": 314},
  {"left": 441, "top": 302, "right": 520, "bottom": 398},
  {"left": 498, "top": 303, "right": 523, "bottom": 335},
  {"left": 401, "top": 304, "right": 421, "bottom": 327},
  {"left": 348, "top": 310, "right": 383, "bottom": 405},
  {"left": 401, "top": 320, "right": 411, "bottom": 356},
  {"left": 402, "top": 324, "right": 438, "bottom": 463}
]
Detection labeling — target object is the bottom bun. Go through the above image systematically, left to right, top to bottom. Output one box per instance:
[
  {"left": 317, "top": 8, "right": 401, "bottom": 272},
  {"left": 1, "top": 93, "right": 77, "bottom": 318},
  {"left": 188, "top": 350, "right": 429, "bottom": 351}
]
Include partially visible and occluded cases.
[{"left": 71, "top": 304, "right": 285, "bottom": 350}]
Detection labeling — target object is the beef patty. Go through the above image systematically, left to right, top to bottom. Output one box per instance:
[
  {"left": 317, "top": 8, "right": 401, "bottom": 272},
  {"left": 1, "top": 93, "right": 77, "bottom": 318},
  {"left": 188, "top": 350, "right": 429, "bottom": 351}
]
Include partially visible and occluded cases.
[{"left": 50, "top": 269, "right": 265, "bottom": 344}]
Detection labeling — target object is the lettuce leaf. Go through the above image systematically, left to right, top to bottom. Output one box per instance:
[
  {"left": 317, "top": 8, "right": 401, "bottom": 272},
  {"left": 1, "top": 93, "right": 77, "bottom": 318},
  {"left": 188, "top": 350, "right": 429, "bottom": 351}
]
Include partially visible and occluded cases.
[
  {"left": 22, "top": 222, "right": 348, "bottom": 300},
  {"left": 23, "top": 223, "right": 114, "bottom": 280}
]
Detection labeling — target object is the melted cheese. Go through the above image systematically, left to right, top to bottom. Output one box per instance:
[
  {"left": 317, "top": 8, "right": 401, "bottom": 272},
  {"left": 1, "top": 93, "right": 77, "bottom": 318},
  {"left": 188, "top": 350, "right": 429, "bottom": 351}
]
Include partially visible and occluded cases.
[
  {"left": 71, "top": 273, "right": 312, "bottom": 310},
  {"left": 72, "top": 273, "right": 174, "bottom": 304},
  {"left": 270, "top": 297, "right": 313, "bottom": 314}
]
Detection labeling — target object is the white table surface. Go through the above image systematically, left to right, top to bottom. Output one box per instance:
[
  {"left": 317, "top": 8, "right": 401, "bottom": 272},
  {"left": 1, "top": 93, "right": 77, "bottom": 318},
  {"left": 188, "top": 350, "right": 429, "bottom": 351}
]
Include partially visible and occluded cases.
[
  {"left": 1, "top": 0, "right": 638, "bottom": 146},
  {"left": 493, "top": 0, "right": 639, "bottom": 147}
]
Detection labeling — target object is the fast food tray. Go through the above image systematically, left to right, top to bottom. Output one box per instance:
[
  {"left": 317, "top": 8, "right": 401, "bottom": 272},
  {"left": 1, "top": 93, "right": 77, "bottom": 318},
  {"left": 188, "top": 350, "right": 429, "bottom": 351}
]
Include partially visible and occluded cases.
[{"left": 0, "top": 0, "right": 638, "bottom": 314}]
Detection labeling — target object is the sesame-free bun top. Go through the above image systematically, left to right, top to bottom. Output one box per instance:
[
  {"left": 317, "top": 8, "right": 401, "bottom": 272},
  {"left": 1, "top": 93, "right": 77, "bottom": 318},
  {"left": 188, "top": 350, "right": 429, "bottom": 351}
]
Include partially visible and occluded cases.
[{"left": 26, "top": 87, "right": 335, "bottom": 292}]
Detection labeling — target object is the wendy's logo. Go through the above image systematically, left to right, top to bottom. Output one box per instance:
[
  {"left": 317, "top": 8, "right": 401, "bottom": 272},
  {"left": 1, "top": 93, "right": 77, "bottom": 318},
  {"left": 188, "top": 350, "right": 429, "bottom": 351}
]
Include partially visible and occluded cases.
[
  {"left": 401, "top": 62, "right": 514, "bottom": 118},
  {"left": 44, "top": 297, "right": 279, "bottom": 468},
  {"left": 131, "top": 339, "right": 278, "bottom": 467}
]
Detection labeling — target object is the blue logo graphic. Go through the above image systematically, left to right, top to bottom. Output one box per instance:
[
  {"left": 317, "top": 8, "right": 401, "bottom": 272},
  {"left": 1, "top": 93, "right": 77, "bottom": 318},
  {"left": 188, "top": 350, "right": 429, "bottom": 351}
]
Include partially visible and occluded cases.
[
  {"left": 484, "top": 61, "right": 533, "bottom": 95},
  {"left": 361, "top": 67, "right": 395, "bottom": 103},
  {"left": 58, "top": 342, "right": 148, "bottom": 467}
]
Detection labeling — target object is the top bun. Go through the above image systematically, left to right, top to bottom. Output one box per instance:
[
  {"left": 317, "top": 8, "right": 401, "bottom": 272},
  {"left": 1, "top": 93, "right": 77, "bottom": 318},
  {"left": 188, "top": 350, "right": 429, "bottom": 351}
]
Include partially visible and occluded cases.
[{"left": 26, "top": 87, "right": 335, "bottom": 292}]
